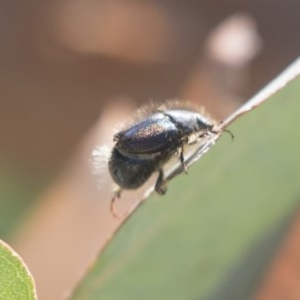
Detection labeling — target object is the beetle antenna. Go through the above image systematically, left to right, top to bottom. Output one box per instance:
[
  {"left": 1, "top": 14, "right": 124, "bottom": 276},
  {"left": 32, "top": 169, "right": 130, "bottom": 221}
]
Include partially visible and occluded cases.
[{"left": 223, "top": 129, "right": 234, "bottom": 141}]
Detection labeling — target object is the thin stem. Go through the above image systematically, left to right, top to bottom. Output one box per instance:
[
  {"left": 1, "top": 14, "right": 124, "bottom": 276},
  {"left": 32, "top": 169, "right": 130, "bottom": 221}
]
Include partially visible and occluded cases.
[{"left": 219, "top": 56, "right": 300, "bottom": 130}]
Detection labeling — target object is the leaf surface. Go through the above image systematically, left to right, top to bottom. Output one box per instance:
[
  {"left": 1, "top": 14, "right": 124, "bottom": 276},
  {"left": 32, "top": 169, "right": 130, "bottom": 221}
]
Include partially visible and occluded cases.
[
  {"left": 72, "top": 77, "right": 300, "bottom": 300},
  {"left": 0, "top": 240, "right": 37, "bottom": 300}
]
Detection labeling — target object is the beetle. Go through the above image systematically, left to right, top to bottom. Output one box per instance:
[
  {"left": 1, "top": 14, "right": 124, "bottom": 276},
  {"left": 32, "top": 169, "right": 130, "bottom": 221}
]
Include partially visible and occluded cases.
[{"left": 108, "top": 101, "right": 219, "bottom": 217}]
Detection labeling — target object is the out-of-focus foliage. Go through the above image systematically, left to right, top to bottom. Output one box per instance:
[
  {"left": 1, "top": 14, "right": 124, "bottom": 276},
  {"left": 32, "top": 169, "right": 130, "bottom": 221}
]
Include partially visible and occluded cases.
[
  {"left": 71, "top": 78, "right": 300, "bottom": 299},
  {"left": 0, "top": 168, "right": 46, "bottom": 239}
]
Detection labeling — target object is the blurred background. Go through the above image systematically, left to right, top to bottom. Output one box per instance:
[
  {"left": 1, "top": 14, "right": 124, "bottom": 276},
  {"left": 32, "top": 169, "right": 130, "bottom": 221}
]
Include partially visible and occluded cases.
[{"left": 1, "top": 1, "right": 300, "bottom": 299}]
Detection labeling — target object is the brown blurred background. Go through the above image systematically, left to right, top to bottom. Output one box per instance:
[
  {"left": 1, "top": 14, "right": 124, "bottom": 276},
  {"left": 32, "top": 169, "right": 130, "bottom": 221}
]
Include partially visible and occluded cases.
[{"left": 0, "top": 1, "right": 300, "bottom": 299}]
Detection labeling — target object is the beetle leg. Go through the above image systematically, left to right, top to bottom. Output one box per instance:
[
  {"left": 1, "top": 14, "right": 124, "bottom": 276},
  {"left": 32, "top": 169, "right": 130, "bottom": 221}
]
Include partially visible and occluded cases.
[
  {"left": 179, "top": 143, "right": 188, "bottom": 174},
  {"left": 155, "top": 169, "right": 167, "bottom": 195},
  {"left": 110, "top": 188, "right": 123, "bottom": 219}
]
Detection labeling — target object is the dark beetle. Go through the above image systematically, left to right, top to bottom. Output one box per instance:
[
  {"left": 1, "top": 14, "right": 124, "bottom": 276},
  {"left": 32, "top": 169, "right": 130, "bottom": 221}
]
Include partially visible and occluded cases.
[{"left": 108, "top": 102, "right": 217, "bottom": 206}]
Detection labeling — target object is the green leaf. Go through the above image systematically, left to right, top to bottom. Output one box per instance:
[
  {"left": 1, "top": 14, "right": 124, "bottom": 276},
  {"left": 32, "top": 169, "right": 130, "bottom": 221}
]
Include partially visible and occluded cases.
[
  {"left": 71, "top": 76, "right": 300, "bottom": 300},
  {"left": 0, "top": 240, "right": 37, "bottom": 300}
]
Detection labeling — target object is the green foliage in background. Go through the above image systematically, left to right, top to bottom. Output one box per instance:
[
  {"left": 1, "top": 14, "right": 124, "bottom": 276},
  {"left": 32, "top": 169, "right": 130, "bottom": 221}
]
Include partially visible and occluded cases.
[
  {"left": 71, "top": 77, "right": 300, "bottom": 300},
  {"left": 0, "top": 168, "right": 46, "bottom": 239},
  {"left": 0, "top": 240, "right": 37, "bottom": 300}
]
